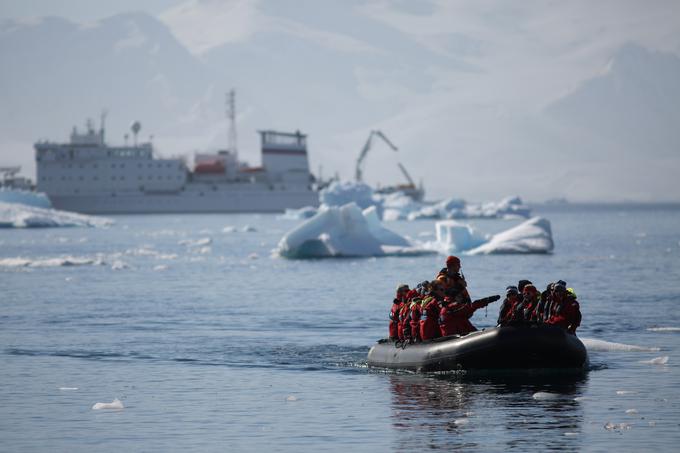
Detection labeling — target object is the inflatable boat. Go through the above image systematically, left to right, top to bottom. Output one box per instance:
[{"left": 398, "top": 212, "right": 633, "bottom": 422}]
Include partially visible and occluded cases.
[{"left": 367, "top": 324, "right": 588, "bottom": 372}]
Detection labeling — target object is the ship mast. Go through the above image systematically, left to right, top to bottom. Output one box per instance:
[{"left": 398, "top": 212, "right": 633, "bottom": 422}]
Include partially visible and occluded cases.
[{"left": 226, "top": 89, "right": 238, "bottom": 158}]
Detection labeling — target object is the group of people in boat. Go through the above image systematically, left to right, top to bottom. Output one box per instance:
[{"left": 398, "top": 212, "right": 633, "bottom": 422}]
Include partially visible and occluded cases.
[{"left": 388, "top": 255, "right": 582, "bottom": 343}]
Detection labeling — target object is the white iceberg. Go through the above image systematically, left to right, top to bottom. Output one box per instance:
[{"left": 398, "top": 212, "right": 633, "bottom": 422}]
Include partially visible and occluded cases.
[
  {"left": 0, "top": 201, "right": 112, "bottom": 228},
  {"left": 275, "top": 203, "right": 427, "bottom": 258},
  {"left": 467, "top": 217, "right": 554, "bottom": 255},
  {"left": 426, "top": 220, "right": 488, "bottom": 254},
  {"left": 92, "top": 398, "right": 124, "bottom": 410}
]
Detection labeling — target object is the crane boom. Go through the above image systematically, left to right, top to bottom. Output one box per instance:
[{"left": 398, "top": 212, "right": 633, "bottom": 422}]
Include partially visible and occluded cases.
[
  {"left": 355, "top": 130, "right": 398, "bottom": 182},
  {"left": 397, "top": 162, "right": 416, "bottom": 187}
]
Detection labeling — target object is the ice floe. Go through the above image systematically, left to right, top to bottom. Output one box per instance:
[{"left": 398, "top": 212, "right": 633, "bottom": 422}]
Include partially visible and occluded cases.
[
  {"left": 320, "top": 181, "right": 377, "bottom": 210},
  {"left": 0, "top": 201, "right": 112, "bottom": 228},
  {"left": 275, "top": 203, "right": 430, "bottom": 259},
  {"left": 282, "top": 206, "right": 319, "bottom": 220},
  {"left": 424, "top": 217, "right": 553, "bottom": 255},
  {"left": 467, "top": 217, "right": 554, "bottom": 255},
  {"left": 179, "top": 237, "right": 212, "bottom": 247},
  {"left": 0, "top": 255, "right": 105, "bottom": 268},
  {"left": 646, "top": 327, "right": 680, "bottom": 332},
  {"left": 582, "top": 338, "right": 661, "bottom": 352},
  {"left": 640, "top": 356, "right": 669, "bottom": 365},
  {"left": 532, "top": 392, "right": 561, "bottom": 400},
  {"left": 92, "top": 398, "right": 124, "bottom": 410}
]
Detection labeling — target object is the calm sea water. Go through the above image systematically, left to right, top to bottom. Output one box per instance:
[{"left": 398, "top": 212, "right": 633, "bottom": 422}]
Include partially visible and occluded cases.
[{"left": 2, "top": 204, "right": 679, "bottom": 451}]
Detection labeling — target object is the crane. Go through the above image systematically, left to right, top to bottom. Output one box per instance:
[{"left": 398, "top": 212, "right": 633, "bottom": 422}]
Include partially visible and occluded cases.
[{"left": 355, "top": 130, "right": 398, "bottom": 183}]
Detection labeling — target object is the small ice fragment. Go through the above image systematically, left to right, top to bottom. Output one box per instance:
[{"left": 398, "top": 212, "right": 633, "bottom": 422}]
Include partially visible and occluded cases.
[
  {"left": 222, "top": 226, "right": 236, "bottom": 233},
  {"left": 111, "top": 260, "right": 129, "bottom": 270},
  {"left": 153, "top": 265, "right": 168, "bottom": 271},
  {"left": 646, "top": 327, "right": 680, "bottom": 332},
  {"left": 640, "top": 356, "right": 669, "bottom": 365},
  {"left": 59, "top": 387, "right": 78, "bottom": 391},
  {"left": 616, "top": 390, "right": 636, "bottom": 395},
  {"left": 532, "top": 392, "right": 560, "bottom": 400},
  {"left": 285, "top": 395, "right": 298, "bottom": 402},
  {"left": 573, "top": 396, "right": 588, "bottom": 402},
  {"left": 92, "top": 398, "right": 124, "bottom": 410},
  {"left": 625, "top": 409, "right": 638, "bottom": 415},
  {"left": 464, "top": 411, "right": 475, "bottom": 417},
  {"left": 454, "top": 418, "right": 469, "bottom": 426},
  {"left": 648, "top": 421, "right": 657, "bottom": 427},
  {"left": 564, "top": 432, "right": 579, "bottom": 437}
]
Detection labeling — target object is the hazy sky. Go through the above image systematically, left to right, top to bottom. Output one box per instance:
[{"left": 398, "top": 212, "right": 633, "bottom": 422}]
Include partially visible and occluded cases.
[{"left": 1, "top": 0, "right": 679, "bottom": 202}]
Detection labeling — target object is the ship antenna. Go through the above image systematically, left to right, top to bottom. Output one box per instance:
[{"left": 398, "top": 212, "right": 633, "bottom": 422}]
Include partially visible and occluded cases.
[{"left": 227, "top": 89, "right": 238, "bottom": 158}]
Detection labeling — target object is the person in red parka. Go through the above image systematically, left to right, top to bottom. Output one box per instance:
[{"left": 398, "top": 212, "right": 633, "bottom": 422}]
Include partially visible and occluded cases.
[
  {"left": 436, "top": 256, "right": 471, "bottom": 304},
  {"left": 420, "top": 282, "right": 444, "bottom": 341},
  {"left": 389, "top": 284, "right": 410, "bottom": 340},
  {"left": 546, "top": 284, "right": 582, "bottom": 334},
  {"left": 497, "top": 286, "right": 522, "bottom": 325},
  {"left": 398, "top": 290, "right": 417, "bottom": 342},
  {"left": 439, "top": 292, "right": 500, "bottom": 337}
]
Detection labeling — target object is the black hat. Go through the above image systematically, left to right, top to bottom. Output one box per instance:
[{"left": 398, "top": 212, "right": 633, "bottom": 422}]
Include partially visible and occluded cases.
[{"left": 518, "top": 279, "right": 532, "bottom": 292}]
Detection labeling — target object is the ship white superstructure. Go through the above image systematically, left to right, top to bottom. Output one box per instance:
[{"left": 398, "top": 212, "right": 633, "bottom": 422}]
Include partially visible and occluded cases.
[{"left": 35, "top": 120, "right": 319, "bottom": 214}]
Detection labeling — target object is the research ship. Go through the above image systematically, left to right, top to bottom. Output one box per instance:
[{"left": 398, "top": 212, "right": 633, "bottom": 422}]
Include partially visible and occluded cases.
[{"left": 34, "top": 117, "right": 320, "bottom": 214}]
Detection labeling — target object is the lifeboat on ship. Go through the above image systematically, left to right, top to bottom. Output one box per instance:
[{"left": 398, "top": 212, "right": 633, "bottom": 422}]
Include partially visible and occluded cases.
[{"left": 367, "top": 324, "right": 588, "bottom": 372}]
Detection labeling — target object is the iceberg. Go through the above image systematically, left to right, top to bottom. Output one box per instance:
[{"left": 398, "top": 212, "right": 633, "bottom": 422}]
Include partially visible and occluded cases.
[
  {"left": 405, "top": 196, "right": 531, "bottom": 221},
  {"left": 0, "top": 202, "right": 112, "bottom": 228},
  {"left": 275, "top": 203, "right": 427, "bottom": 258},
  {"left": 424, "top": 217, "right": 554, "bottom": 255},
  {"left": 467, "top": 217, "right": 554, "bottom": 255},
  {"left": 426, "top": 220, "right": 488, "bottom": 254}
]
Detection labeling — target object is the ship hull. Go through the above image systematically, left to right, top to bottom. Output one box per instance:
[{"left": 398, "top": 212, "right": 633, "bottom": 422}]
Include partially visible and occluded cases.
[{"left": 49, "top": 189, "right": 319, "bottom": 214}]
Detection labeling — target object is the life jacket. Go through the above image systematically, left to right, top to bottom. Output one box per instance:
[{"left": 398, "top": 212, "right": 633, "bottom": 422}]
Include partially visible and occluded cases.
[
  {"left": 436, "top": 269, "right": 471, "bottom": 303},
  {"left": 420, "top": 296, "right": 441, "bottom": 341},
  {"left": 497, "top": 297, "right": 521, "bottom": 325},
  {"left": 389, "top": 299, "right": 401, "bottom": 339},
  {"left": 409, "top": 299, "right": 423, "bottom": 342},
  {"left": 547, "top": 299, "right": 581, "bottom": 333},
  {"left": 398, "top": 301, "right": 412, "bottom": 341}
]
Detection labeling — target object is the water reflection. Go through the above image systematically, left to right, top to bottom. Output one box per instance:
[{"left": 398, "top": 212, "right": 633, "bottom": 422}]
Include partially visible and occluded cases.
[{"left": 388, "top": 371, "right": 588, "bottom": 451}]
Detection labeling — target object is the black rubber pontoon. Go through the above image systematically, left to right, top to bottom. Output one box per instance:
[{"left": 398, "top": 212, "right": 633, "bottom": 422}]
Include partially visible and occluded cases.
[{"left": 367, "top": 324, "right": 587, "bottom": 372}]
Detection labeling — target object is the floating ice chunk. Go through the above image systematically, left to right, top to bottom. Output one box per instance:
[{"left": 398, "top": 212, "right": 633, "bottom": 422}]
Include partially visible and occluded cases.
[
  {"left": 0, "top": 201, "right": 112, "bottom": 228},
  {"left": 275, "top": 203, "right": 425, "bottom": 259},
  {"left": 282, "top": 206, "right": 318, "bottom": 220},
  {"left": 468, "top": 217, "right": 554, "bottom": 255},
  {"left": 426, "top": 220, "right": 488, "bottom": 253},
  {"left": 242, "top": 225, "right": 257, "bottom": 232},
  {"left": 222, "top": 226, "right": 237, "bottom": 233},
  {"left": 179, "top": 237, "right": 212, "bottom": 247},
  {"left": 196, "top": 246, "right": 212, "bottom": 255},
  {"left": 0, "top": 256, "right": 105, "bottom": 268},
  {"left": 111, "top": 260, "right": 129, "bottom": 271},
  {"left": 153, "top": 265, "right": 168, "bottom": 271},
  {"left": 646, "top": 327, "right": 680, "bottom": 332},
  {"left": 582, "top": 338, "right": 660, "bottom": 352},
  {"left": 640, "top": 356, "right": 669, "bottom": 365},
  {"left": 59, "top": 387, "right": 78, "bottom": 391},
  {"left": 616, "top": 390, "right": 637, "bottom": 395},
  {"left": 532, "top": 392, "right": 561, "bottom": 400},
  {"left": 285, "top": 395, "right": 298, "bottom": 402},
  {"left": 92, "top": 398, "right": 124, "bottom": 410},
  {"left": 625, "top": 409, "right": 638, "bottom": 415},
  {"left": 454, "top": 418, "right": 469, "bottom": 425},
  {"left": 604, "top": 422, "right": 631, "bottom": 431},
  {"left": 564, "top": 432, "right": 579, "bottom": 437}
]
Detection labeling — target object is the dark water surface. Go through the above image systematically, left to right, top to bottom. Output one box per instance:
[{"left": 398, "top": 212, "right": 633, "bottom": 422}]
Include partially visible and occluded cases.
[{"left": 2, "top": 204, "right": 679, "bottom": 451}]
